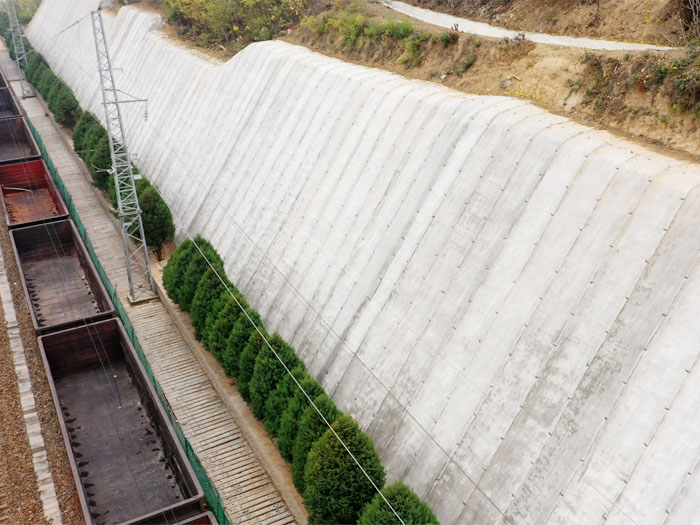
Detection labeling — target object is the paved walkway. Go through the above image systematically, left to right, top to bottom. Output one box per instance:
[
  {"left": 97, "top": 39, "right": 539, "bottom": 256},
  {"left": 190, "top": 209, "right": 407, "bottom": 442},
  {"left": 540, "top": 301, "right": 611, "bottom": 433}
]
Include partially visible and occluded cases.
[
  {"left": 379, "top": 0, "right": 676, "bottom": 51},
  {"left": 0, "top": 49, "right": 301, "bottom": 525}
]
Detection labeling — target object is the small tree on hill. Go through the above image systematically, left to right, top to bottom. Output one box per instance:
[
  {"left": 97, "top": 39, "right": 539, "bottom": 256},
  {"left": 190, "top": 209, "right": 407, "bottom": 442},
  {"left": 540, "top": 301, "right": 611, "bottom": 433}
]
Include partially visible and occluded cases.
[
  {"left": 139, "top": 184, "right": 175, "bottom": 260},
  {"left": 207, "top": 295, "right": 247, "bottom": 360},
  {"left": 222, "top": 307, "right": 263, "bottom": 378},
  {"left": 237, "top": 329, "right": 268, "bottom": 402},
  {"left": 249, "top": 334, "right": 304, "bottom": 420},
  {"left": 263, "top": 366, "right": 307, "bottom": 437},
  {"left": 277, "top": 375, "right": 324, "bottom": 462},
  {"left": 291, "top": 394, "right": 341, "bottom": 493},
  {"left": 304, "top": 415, "right": 385, "bottom": 524},
  {"left": 358, "top": 482, "right": 438, "bottom": 525}
]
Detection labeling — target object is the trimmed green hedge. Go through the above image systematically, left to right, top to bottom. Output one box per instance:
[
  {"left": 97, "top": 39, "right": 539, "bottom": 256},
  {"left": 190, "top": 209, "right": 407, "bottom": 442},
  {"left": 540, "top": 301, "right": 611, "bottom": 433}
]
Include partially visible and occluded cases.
[
  {"left": 161, "top": 238, "right": 438, "bottom": 524},
  {"left": 191, "top": 267, "right": 228, "bottom": 339},
  {"left": 208, "top": 295, "right": 247, "bottom": 359},
  {"left": 222, "top": 307, "right": 262, "bottom": 377},
  {"left": 237, "top": 329, "right": 266, "bottom": 402},
  {"left": 249, "top": 333, "right": 303, "bottom": 419},
  {"left": 263, "top": 366, "right": 307, "bottom": 437},
  {"left": 278, "top": 374, "right": 324, "bottom": 462},
  {"left": 291, "top": 394, "right": 340, "bottom": 494},
  {"left": 304, "top": 415, "right": 386, "bottom": 524},
  {"left": 358, "top": 482, "right": 439, "bottom": 525}
]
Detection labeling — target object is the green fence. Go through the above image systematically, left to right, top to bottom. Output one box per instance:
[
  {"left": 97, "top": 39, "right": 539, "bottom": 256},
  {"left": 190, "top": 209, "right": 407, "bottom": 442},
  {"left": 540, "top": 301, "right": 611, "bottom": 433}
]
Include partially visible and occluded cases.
[{"left": 25, "top": 117, "right": 231, "bottom": 525}]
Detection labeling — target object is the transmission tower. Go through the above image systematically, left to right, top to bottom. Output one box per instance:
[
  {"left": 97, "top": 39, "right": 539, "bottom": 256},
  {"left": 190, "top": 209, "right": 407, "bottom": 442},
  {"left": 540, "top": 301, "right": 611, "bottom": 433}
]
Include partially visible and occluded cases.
[
  {"left": 6, "top": 0, "right": 34, "bottom": 98},
  {"left": 91, "top": 10, "right": 155, "bottom": 302}
]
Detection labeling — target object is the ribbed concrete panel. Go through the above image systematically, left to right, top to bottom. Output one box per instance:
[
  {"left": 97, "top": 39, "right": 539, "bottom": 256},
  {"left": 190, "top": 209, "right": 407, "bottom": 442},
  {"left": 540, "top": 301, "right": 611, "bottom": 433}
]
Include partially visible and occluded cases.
[{"left": 27, "top": 2, "right": 700, "bottom": 523}]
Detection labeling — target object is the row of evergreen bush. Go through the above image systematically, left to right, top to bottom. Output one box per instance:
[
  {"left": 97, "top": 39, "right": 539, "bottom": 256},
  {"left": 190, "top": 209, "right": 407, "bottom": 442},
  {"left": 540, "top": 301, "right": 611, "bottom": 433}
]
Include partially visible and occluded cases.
[
  {"left": 0, "top": 17, "right": 176, "bottom": 261},
  {"left": 163, "top": 237, "right": 439, "bottom": 524}
]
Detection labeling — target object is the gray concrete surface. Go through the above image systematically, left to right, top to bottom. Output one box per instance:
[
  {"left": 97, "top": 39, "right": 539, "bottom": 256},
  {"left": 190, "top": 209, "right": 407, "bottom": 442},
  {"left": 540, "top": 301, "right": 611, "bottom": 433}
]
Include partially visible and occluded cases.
[{"left": 26, "top": 2, "right": 700, "bottom": 523}]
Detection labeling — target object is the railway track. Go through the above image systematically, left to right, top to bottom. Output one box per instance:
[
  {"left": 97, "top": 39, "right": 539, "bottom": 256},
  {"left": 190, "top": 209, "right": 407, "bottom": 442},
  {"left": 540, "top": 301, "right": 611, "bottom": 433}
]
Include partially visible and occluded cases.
[{"left": 0, "top": 479, "right": 10, "bottom": 524}]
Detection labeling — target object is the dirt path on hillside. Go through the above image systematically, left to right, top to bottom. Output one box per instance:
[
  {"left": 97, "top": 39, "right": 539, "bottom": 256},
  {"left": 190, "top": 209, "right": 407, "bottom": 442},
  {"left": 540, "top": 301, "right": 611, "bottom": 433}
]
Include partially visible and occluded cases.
[
  {"left": 285, "top": 0, "right": 700, "bottom": 160},
  {"left": 380, "top": 0, "right": 677, "bottom": 51},
  {"left": 395, "top": 0, "right": 685, "bottom": 46}
]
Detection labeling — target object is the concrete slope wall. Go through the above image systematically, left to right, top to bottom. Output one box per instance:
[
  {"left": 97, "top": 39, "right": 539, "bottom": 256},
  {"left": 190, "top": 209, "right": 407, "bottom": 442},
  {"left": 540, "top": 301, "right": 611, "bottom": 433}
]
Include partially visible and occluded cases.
[{"left": 27, "top": 2, "right": 700, "bottom": 523}]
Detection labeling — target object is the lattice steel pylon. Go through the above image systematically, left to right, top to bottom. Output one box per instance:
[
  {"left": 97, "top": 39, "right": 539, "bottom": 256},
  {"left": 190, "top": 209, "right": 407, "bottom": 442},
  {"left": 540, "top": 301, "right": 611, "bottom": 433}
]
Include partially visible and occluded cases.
[
  {"left": 6, "top": 0, "right": 34, "bottom": 98},
  {"left": 91, "top": 10, "right": 155, "bottom": 302}
]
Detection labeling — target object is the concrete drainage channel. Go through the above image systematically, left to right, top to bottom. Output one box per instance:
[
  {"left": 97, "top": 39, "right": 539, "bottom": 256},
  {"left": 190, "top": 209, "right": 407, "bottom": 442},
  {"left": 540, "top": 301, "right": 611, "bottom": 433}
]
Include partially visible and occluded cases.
[{"left": 0, "top": 69, "right": 218, "bottom": 524}]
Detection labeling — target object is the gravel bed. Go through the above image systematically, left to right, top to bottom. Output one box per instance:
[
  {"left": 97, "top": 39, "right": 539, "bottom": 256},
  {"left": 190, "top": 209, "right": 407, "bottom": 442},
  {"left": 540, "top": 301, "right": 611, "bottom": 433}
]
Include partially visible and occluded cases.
[
  {"left": 0, "top": 216, "right": 83, "bottom": 524},
  {"left": 0, "top": 296, "right": 45, "bottom": 524}
]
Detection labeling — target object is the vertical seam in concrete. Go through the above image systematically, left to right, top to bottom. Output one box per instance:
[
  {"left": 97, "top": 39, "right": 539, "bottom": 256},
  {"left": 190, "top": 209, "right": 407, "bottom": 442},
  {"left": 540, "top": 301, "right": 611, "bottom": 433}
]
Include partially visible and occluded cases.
[{"left": 0, "top": 244, "right": 63, "bottom": 525}]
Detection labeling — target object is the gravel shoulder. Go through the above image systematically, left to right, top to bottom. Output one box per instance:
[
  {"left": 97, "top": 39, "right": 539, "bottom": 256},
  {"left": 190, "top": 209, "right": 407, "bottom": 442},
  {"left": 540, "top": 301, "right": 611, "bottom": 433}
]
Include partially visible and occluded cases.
[{"left": 0, "top": 215, "right": 83, "bottom": 525}]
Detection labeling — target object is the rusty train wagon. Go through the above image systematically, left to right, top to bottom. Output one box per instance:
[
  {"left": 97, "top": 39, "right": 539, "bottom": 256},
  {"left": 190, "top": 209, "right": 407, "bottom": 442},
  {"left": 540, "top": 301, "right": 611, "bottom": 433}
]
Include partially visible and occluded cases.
[
  {"left": 0, "top": 85, "right": 21, "bottom": 119},
  {"left": 0, "top": 116, "right": 40, "bottom": 165},
  {"left": 0, "top": 159, "right": 69, "bottom": 227},
  {"left": 10, "top": 219, "right": 114, "bottom": 333},
  {"left": 39, "top": 318, "right": 206, "bottom": 524}
]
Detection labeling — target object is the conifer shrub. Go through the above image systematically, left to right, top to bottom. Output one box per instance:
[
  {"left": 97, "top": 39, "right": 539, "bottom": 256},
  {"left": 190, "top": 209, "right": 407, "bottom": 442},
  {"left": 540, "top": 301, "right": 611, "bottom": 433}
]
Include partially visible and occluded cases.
[
  {"left": 37, "top": 68, "right": 56, "bottom": 99},
  {"left": 47, "top": 82, "right": 80, "bottom": 128},
  {"left": 72, "top": 111, "right": 99, "bottom": 154},
  {"left": 89, "top": 134, "right": 112, "bottom": 190},
  {"left": 139, "top": 184, "right": 175, "bottom": 260},
  {"left": 179, "top": 237, "right": 223, "bottom": 312},
  {"left": 162, "top": 238, "right": 196, "bottom": 299},
  {"left": 190, "top": 267, "right": 228, "bottom": 340},
  {"left": 203, "top": 289, "right": 232, "bottom": 350},
  {"left": 207, "top": 294, "right": 247, "bottom": 360},
  {"left": 222, "top": 307, "right": 263, "bottom": 378},
  {"left": 237, "top": 329, "right": 268, "bottom": 402},
  {"left": 249, "top": 334, "right": 304, "bottom": 420},
  {"left": 263, "top": 366, "right": 307, "bottom": 437},
  {"left": 277, "top": 375, "right": 324, "bottom": 462},
  {"left": 291, "top": 394, "right": 340, "bottom": 493},
  {"left": 304, "top": 415, "right": 385, "bottom": 524},
  {"left": 358, "top": 482, "right": 439, "bottom": 525}
]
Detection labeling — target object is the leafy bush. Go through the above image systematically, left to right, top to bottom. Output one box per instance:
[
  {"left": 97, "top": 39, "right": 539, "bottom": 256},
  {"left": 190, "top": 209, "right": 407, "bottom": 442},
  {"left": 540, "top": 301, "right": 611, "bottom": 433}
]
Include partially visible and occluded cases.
[
  {"left": 162, "top": 0, "right": 308, "bottom": 51},
  {"left": 162, "top": 238, "right": 196, "bottom": 299},
  {"left": 207, "top": 294, "right": 247, "bottom": 359},
  {"left": 222, "top": 307, "right": 263, "bottom": 377},
  {"left": 249, "top": 333, "right": 304, "bottom": 419},
  {"left": 263, "top": 366, "right": 307, "bottom": 437},
  {"left": 277, "top": 374, "right": 324, "bottom": 461},
  {"left": 291, "top": 394, "right": 340, "bottom": 493},
  {"left": 304, "top": 415, "right": 385, "bottom": 524},
  {"left": 358, "top": 482, "right": 438, "bottom": 525}
]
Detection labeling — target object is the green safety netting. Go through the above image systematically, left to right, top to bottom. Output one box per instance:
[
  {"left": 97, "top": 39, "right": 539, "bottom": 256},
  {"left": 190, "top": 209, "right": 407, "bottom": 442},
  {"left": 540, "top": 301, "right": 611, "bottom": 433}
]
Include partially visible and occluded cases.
[{"left": 26, "top": 117, "right": 231, "bottom": 525}]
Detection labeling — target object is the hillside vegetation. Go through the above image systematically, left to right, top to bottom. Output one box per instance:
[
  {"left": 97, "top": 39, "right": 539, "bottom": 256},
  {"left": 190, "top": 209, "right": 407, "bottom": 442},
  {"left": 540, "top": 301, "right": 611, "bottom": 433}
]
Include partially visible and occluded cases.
[{"left": 397, "top": 0, "right": 700, "bottom": 46}]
